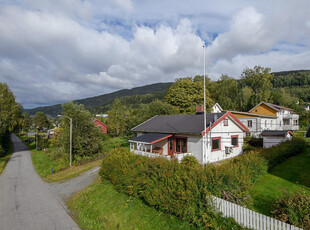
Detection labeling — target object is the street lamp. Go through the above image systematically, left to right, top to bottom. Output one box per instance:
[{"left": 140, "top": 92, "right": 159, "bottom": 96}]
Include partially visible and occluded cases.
[{"left": 58, "top": 115, "right": 73, "bottom": 167}]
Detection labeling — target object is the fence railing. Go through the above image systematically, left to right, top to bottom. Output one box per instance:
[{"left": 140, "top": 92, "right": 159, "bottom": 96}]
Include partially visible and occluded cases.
[{"left": 212, "top": 196, "right": 303, "bottom": 230}]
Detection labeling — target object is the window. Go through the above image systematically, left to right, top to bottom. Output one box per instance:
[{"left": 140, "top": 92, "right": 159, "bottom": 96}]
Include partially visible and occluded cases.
[
  {"left": 223, "top": 119, "right": 228, "bottom": 126},
  {"left": 247, "top": 120, "right": 252, "bottom": 128},
  {"left": 265, "top": 120, "right": 267, "bottom": 127},
  {"left": 271, "top": 120, "right": 273, "bottom": 127},
  {"left": 294, "top": 120, "right": 298, "bottom": 126},
  {"left": 231, "top": 135, "right": 238, "bottom": 147},
  {"left": 169, "top": 137, "right": 173, "bottom": 151},
  {"left": 175, "top": 137, "right": 187, "bottom": 153},
  {"left": 211, "top": 137, "right": 221, "bottom": 151}
]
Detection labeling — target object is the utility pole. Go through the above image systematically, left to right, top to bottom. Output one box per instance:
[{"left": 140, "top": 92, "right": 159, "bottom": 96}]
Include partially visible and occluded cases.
[{"left": 58, "top": 115, "right": 73, "bottom": 167}]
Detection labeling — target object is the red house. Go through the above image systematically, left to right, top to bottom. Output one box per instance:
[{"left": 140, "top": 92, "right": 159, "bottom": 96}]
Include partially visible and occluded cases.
[{"left": 93, "top": 118, "right": 108, "bottom": 134}]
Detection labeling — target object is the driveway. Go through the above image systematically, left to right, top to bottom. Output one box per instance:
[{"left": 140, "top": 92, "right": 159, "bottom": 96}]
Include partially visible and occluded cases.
[{"left": 0, "top": 134, "right": 80, "bottom": 230}]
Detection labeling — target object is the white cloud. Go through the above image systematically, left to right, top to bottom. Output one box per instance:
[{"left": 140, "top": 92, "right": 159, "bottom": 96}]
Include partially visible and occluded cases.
[{"left": 0, "top": 1, "right": 309, "bottom": 109}]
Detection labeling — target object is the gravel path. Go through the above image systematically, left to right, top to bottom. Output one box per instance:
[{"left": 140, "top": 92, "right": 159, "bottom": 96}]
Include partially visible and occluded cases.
[
  {"left": 0, "top": 134, "right": 80, "bottom": 230},
  {"left": 48, "top": 166, "right": 100, "bottom": 202}
]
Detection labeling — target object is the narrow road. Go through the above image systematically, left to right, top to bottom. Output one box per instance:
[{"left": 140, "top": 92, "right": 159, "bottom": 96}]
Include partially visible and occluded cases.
[{"left": 0, "top": 135, "right": 80, "bottom": 230}]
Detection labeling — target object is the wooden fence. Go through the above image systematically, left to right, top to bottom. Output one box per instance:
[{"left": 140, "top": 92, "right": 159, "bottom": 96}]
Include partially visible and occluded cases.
[{"left": 212, "top": 196, "right": 303, "bottom": 230}]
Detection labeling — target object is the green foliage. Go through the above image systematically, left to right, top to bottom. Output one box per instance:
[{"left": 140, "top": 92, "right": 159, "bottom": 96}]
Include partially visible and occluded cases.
[
  {"left": 240, "top": 66, "right": 273, "bottom": 110},
  {"left": 212, "top": 75, "right": 239, "bottom": 110},
  {"left": 165, "top": 77, "right": 213, "bottom": 114},
  {"left": 0, "top": 82, "right": 22, "bottom": 155},
  {"left": 25, "top": 82, "right": 172, "bottom": 116},
  {"left": 107, "top": 99, "right": 127, "bottom": 136},
  {"left": 59, "top": 102, "right": 103, "bottom": 162},
  {"left": 21, "top": 112, "right": 32, "bottom": 131},
  {"left": 32, "top": 112, "right": 50, "bottom": 131},
  {"left": 259, "top": 137, "right": 307, "bottom": 170},
  {"left": 99, "top": 148, "right": 263, "bottom": 229},
  {"left": 272, "top": 190, "right": 310, "bottom": 229}
]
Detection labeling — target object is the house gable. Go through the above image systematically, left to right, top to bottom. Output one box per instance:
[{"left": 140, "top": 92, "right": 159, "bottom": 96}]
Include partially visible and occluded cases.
[
  {"left": 249, "top": 103, "right": 277, "bottom": 116},
  {"left": 202, "top": 112, "right": 249, "bottom": 136}
]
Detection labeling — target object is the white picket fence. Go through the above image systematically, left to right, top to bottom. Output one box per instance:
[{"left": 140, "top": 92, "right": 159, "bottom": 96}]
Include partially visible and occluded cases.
[{"left": 212, "top": 196, "right": 303, "bottom": 230}]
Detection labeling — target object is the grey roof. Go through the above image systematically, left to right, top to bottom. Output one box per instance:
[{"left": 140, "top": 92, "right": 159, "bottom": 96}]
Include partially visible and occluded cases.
[
  {"left": 250, "top": 102, "right": 294, "bottom": 113},
  {"left": 131, "top": 113, "right": 226, "bottom": 135},
  {"left": 260, "top": 130, "right": 293, "bottom": 137},
  {"left": 129, "top": 133, "right": 171, "bottom": 144}
]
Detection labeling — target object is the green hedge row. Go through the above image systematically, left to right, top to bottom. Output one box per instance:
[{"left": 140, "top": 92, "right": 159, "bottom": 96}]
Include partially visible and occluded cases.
[
  {"left": 99, "top": 137, "right": 308, "bottom": 229},
  {"left": 259, "top": 137, "right": 307, "bottom": 170},
  {"left": 100, "top": 148, "right": 266, "bottom": 229}
]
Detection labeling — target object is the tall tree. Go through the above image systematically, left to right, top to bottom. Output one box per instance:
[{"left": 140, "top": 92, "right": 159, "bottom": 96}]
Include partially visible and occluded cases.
[
  {"left": 240, "top": 66, "right": 273, "bottom": 110},
  {"left": 213, "top": 75, "right": 239, "bottom": 110},
  {"left": 165, "top": 77, "right": 213, "bottom": 113},
  {"left": 0, "top": 82, "right": 22, "bottom": 155},
  {"left": 107, "top": 99, "right": 126, "bottom": 136},
  {"left": 59, "top": 102, "right": 102, "bottom": 161},
  {"left": 32, "top": 112, "right": 49, "bottom": 131}
]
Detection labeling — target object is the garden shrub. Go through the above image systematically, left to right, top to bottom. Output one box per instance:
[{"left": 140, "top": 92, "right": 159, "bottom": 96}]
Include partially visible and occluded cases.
[
  {"left": 259, "top": 137, "right": 307, "bottom": 170},
  {"left": 100, "top": 148, "right": 264, "bottom": 229},
  {"left": 272, "top": 190, "right": 310, "bottom": 229}
]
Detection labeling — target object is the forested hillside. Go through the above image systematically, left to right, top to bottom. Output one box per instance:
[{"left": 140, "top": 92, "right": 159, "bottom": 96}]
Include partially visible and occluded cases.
[
  {"left": 271, "top": 70, "right": 310, "bottom": 102},
  {"left": 25, "top": 83, "right": 172, "bottom": 117}
]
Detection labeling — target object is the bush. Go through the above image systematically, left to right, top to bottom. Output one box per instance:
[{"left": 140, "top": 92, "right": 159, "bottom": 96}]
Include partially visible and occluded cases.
[
  {"left": 259, "top": 137, "right": 307, "bottom": 170},
  {"left": 99, "top": 148, "right": 263, "bottom": 229},
  {"left": 272, "top": 190, "right": 310, "bottom": 229}
]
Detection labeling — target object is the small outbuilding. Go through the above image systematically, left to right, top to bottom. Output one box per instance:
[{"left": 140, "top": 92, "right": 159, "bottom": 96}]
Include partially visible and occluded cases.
[{"left": 260, "top": 130, "right": 293, "bottom": 148}]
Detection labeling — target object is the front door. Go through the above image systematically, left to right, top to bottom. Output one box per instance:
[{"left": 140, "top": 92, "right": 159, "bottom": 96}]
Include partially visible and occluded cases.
[{"left": 168, "top": 137, "right": 174, "bottom": 156}]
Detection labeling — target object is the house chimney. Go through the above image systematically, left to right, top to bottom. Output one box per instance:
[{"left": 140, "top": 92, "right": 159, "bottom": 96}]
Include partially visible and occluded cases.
[{"left": 196, "top": 105, "right": 204, "bottom": 114}]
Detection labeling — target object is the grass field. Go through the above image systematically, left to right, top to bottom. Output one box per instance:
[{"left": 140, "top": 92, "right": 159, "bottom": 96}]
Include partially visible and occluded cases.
[
  {"left": 0, "top": 140, "right": 13, "bottom": 175},
  {"left": 249, "top": 142, "right": 310, "bottom": 215},
  {"left": 45, "top": 159, "right": 102, "bottom": 183},
  {"left": 68, "top": 179, "right": 195, "bottom": 230}
]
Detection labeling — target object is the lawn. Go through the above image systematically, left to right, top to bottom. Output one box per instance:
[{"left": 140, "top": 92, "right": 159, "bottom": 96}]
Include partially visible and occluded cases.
[
  {"left": 249, "top": 145, "right": 310, "bottom": 215},
  {"left": 45, "top": 159, "right": 102, "bottom": 183},
  {"left": 68, "top": 179, "right": 195, "bottom": 230}
]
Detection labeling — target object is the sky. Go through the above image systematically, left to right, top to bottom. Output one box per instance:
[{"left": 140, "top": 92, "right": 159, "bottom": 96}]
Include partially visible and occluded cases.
[{"left": 0, "top": 0, "right": 310, "bottom": 109}]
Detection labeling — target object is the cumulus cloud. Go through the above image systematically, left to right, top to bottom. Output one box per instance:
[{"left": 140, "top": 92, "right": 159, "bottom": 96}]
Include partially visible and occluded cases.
[{"left": 0, "top": 0, "right": 309, "bottom": 108}]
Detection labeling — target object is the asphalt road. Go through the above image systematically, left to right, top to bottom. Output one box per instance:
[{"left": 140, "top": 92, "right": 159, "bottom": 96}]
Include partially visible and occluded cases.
[{"left": 0, "top": 135, "right": 80, "bottom": 230}]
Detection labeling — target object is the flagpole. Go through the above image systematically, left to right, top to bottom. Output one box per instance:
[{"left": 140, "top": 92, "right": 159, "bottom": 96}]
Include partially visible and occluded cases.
[{"left": 203, "top": 45, "right": 207, "bottom": 164}]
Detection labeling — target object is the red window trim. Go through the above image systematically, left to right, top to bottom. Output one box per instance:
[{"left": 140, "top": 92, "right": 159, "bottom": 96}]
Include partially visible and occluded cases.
[
  {"left": 223, "top": 118, "right": 228, "bottom": 126},
  {"left": 231, "top": 135, "right": 239, "bottom": 147},
  {"left": 174, "top": 137, "right": 187, "bottom": 153},
  {"left": 211, "top": 137, "right": 221, "bottom": 152}
]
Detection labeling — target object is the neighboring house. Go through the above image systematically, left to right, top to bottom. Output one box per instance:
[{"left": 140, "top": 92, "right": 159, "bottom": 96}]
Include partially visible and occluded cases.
[
  {"left": 249, "top": 102, "right": 299, "bottom": 131},
  {"left": 211, "top": 103, "right": 223, "bottom": 113},
  {"left": 129, "top": 108, "right": 249, "bottom": 164},
  {"left": 228, "top": 111, "right": 278, "bottom": 137},
  {"left": 96, "top": 114, "right": 109, "bottom": 118},
  {"left": 93, "top": 118, "right": 108, "bottom": 134},
  {"left": 260, "top": 130, "right": 293, "bottom": 148}
]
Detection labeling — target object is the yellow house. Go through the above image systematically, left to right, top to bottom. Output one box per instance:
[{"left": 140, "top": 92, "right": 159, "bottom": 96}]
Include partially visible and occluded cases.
[{"left": 249, "top": 102, "right": 299, "bottom": 131}]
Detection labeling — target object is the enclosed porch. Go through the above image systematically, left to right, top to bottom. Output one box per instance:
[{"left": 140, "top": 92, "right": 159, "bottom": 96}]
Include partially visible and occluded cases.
[{"left": 129, "top": 133, "right": 192, "bottom": 162}]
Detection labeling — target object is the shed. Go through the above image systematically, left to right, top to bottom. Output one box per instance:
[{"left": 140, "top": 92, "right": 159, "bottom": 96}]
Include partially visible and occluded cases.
[{"left": 260, "top": 130, "right": 293, "bottom": 148}]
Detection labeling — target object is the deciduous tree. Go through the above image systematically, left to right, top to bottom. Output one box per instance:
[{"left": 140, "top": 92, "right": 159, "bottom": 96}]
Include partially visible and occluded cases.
[{"left": 165, "top": 77, "right": 213, "bottom": 113}]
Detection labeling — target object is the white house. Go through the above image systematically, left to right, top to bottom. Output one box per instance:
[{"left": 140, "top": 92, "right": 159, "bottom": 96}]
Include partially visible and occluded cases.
[
  {"left": 249, "top": 102, "right": 299, "bottom": 131},
  {"left": 211, "top": 103, "right": 223, "bottom": 113},
  {"left": 129, "top": 108, "right": 249, "bottom": 164},
  {"left": 227, "top": 111, "right": 278, "bottom": 137},
  {"left": 260, "top": 130, "right": 293, "bottom": 148}
]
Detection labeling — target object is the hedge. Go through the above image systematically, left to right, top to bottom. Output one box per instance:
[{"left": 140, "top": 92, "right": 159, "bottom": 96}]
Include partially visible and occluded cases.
[
  {"left": 99, "top": 138, "right": 308, "bottom": 229},
  {"left": 100, "top": 148, "right": 266, "bottom": 229}
]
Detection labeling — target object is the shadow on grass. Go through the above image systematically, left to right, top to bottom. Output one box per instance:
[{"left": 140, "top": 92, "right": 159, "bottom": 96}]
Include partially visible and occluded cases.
[{"left": 269, "top": 148, "right": 310, "bottom": 188}]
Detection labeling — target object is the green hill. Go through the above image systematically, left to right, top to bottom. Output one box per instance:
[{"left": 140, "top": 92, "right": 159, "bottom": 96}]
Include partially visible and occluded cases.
[{"left": 25, "top": 82, "right": 172, "bottom": 117}]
